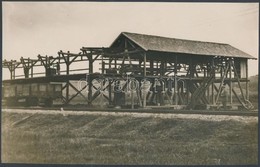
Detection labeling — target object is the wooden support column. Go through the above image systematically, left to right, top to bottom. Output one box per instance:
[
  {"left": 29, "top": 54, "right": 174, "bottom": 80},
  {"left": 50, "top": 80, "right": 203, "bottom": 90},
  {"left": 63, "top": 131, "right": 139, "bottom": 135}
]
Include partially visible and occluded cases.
[
  {"left": 125, "top": 39, "right": 132, "bottom": 67},
  {"left": 101, "top": 50, "right": 104, "bottom": 74},
  {"left": 65, "top": 52, "right": 70, "bottom": 104},
  {"left": 66, "top": 52, "right": 70, "bottom": 75},
  {"left": 88, "top": 52, "right": 93, "bottom": 74},
  {"left": 88, "top": 52, "right": 93, "bottom": 105},
  {"left": 143, "top": 52, "right": 147, "bottom": 108},
  {"left": 143, "top": 53, "right": 147, "bottom": 77},
  {"left": 45, "top": 55, "right": 48, "bottom": 69},
  {"left": 108, "top": 56, "right": 111, "bottom": 68},
  {"left": 174, "top": 56, "right": 178, "bottom": 105},
  {"left": 21, "top": 57, "right": 30, "bottom": 78},
  {"left": 114, "top": 58, "right": 117, "bottom": 69},
  {"left": 212, "top": 58, "right": 215, "bottom": 105},
  {"left": 139, "top": 59, "right": 142, "bottom": 69},
  {"left": 186, "top": 59, "right": 193, "bottom": 104},
  {"left": 190, "top": 59, "right": 194, "bottom": 78},
  {"left": 229, "top": 59, "right": 233, "bottom": 104},
  {"left": 245, "top": 59, "right": 249, "bottom": 100},
  {"left": 12, "top": 60, "right": 19, "bottom": 79},
  {"left": 150, "top": 60, "right": 154, "bottom": 75},
  {"left": 232, "top": 60, "right": 246, "bottom": 101},
  {"left": 8, "top": 61, "right": 15, "bottom": 80},
  {"left": 102, "top": 61, "right": 105, "bottom": 74},
  {"left": 156, "top": 61, "right": 159, "bottom": 75},
  {"left": 160, "top": 61, "right": 163, "bottom": 76},
  {"left": 220, "top": 61, "right": 223, "bottom": 78},
  {"left": 215, "top": 62, "right": 229, "bottom": 104},
  {"left": 206, "top": 64, "right": 210, "bottom": 100},
  {"left": 31, "top": 65, "right": 33, "bottom": 78},
  {"left": 10, "top": 67, "right": 13, "bottom": 79},
  {"left": 13, "top": 69, "right": 15, "bottom": 79},
  {"left": 88, "top": 75, "right": 92, "bottom": 105},
  {"left": 108, "top": 79, "right": 112, "bottom": 105},
  {"left": 131, "top": 80, "right": 134, "bottom": 109},
  {"left": 186, "top": 80, "right": 190, "bottom": 104}
]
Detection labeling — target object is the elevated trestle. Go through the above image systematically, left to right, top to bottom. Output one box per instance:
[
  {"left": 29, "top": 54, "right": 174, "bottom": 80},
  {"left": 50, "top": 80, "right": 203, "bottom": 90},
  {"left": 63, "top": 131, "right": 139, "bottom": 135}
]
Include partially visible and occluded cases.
[{"left": 2, "top": 32, "right": 256, "bottom": 110}]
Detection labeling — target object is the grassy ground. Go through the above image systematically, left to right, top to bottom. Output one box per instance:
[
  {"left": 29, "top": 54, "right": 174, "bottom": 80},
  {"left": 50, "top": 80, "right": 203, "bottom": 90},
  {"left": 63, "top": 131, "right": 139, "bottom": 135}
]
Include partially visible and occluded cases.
[{"left": 1, "top": 111, "right": 258, "bottom": 165}]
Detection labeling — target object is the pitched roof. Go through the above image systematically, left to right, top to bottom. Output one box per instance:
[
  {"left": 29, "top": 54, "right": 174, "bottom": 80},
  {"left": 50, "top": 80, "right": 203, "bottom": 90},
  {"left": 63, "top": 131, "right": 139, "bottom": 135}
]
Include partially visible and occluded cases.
[{"left": 114, "top": 32, "right": 255, "bottom": 59}]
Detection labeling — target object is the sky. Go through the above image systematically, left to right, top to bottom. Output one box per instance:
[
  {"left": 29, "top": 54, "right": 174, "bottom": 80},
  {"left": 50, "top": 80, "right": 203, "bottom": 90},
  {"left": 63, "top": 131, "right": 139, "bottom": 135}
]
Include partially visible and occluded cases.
[{"left": 2, "top": 2, "right": 259, "bottom": 79}]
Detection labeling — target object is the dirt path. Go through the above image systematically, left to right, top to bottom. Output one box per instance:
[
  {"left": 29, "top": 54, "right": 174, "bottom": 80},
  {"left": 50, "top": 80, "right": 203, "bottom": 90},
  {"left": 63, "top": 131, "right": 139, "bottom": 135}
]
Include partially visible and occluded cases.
[{"left": 2, "top": 108, "right": 257, "bottom": 123}]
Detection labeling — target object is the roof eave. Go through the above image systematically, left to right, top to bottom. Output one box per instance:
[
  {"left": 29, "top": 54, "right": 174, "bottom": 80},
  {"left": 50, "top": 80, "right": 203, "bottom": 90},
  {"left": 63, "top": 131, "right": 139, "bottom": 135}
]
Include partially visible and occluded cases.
[{"left": 147, "top": 49, "right": 257, "bottom": 59}]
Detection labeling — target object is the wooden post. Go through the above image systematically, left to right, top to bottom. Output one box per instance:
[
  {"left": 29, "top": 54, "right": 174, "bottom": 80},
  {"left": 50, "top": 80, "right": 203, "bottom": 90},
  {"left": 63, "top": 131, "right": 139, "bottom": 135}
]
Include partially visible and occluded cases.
[
  {"left": 125, "top": 39, "right": 132, "bottom": 67},
  {"left": 101, "top": 51, "right": 104, "bottom": 74},
  {"left": 66, "top": 52, "right": 70, "bottom": 75},
  {"left": 88, "top": 52, "right": 93, "bottom": 105},
  {"left": 89, "top": 52, "right": 93, "bottom": 74},
  {"left": 143, "top": 52, "right": 147, "bottom": 108},
  {"left": 66, "top": 53, "right": 70, "bottom": 104},
  {"left": 144, "top": 53, "right": 147, "bottom": 77},
  {"left": 45, "top": 55, "right": 48, "bottom": 69},
  {"left": 109, "top": 56, "right": 112, "bottom": 69},
  {"left": 174, "top": 56, "right": 178, "bottom": 105},
  {"left": 212, "top": 58, "right": 215, "bottom": 105},
  {"left": 139, "top": 59, "right": 142, "bottom": 70},
  {"left": 186, "top": 59, "right": 193, "bottom": 104},
  {"left": 229, "top": 59, "right": 233, "bottom": 104},
  {"left": 245, "top": 59, "right": 249, "bottom": 100},
  {"left": 9, "top": 60, "right": 16, "bottom": 80},
  {"left": 150, "top": 60, "right": 154, "bottom": 75},
  {"left": 160, "top": 60, "right": 164, "bottom": 76},
  {"left": 232, "top": 60, "right": 246, "bottom": 101},
  {"left": 102, "top": 61, "right": 105, "bottom": 74},
  {"left": 156, "top": 61, "right": 159, "bottom": 75},
  {"left": 10, "top": 62, "right": 13, "bottom": 79},
  {"left": 220, "top": 62, "right": 223, "bottom": 78},
  {"left": 215, "top": 63, "right": 229, "bottom": 104},
  {"left": 206, "top": 65, "right": 210, "bottom": 100},
  {"left": 31, "top": 66, "right": 33, "bottom": 78},
  {"left": 13, "top": 68, "right": 15, "bottom": 79},
  {"left": 10, "top": 69, "right": 13, "bottom": 80},
  {"left": 88, "top": 75, "right": 92, "bottom": 105},
  {"left": 108, "top": 79, "right": 112, "bottom": 105},
  {"left": 100, "top": 80, "right": 104, "bottom": 108},
  {"left": 186, "top": 80, "right": 190, "bottom": 104},
  {"left": 131, "top": 81, "right": 134, "bottom": 109}
]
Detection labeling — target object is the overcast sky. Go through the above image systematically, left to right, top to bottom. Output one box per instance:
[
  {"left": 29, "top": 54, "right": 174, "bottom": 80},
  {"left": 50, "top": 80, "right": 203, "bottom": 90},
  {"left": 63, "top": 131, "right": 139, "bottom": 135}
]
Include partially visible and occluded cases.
[{"left": 2, "top": 2, "right": 259, "bottom": 79}]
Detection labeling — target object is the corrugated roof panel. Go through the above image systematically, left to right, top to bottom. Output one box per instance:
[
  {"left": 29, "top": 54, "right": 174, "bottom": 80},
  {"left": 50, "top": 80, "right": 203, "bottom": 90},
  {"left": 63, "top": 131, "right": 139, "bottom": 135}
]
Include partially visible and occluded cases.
[{"left": 119, "top": 32, "right": 256, "bottom": 59}]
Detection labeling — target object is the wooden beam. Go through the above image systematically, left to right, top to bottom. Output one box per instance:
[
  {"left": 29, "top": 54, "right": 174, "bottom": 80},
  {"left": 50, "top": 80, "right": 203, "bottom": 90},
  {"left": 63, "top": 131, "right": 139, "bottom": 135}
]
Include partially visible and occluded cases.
[
  {"left": 143, "top": 53, "right": 147, "bottom": 77},
  {"left": 174, "top": 56, "right": 178, "bottom": 105},
  {"left": 229, "top": 59, "right": 233, "bottom": 104},
  {"left": 245, "top": 59, "right": 249, "bottom": 100},
  {"left": 231, "top": 60, "right": 246, "bottom": 101},
  {"left": 215, "top": 62, "right": 229, "bottom": 103},
  {"left": 67, "top": 82, "right": 88, "bottom": 104}
]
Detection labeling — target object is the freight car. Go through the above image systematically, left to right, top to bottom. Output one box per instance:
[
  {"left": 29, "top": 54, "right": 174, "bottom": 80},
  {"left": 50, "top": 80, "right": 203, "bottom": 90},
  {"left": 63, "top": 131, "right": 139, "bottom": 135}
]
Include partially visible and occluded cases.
[{"left": 2, "top": 82, "right": 62, "bottom": 107}]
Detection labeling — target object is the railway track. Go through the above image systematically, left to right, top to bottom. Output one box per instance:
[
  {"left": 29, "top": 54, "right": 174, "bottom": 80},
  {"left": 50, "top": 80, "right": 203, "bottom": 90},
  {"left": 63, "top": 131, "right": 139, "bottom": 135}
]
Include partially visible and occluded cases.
[{"left": 2, "top": 106, "right": 258, "bottom": 117}]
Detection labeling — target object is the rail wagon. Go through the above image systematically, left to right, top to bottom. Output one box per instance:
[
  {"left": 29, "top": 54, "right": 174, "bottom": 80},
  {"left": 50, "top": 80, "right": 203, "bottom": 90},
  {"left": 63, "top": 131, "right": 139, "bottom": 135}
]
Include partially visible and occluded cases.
[{"left": 2, "top": 82, "right": 62, "bottom": 107}]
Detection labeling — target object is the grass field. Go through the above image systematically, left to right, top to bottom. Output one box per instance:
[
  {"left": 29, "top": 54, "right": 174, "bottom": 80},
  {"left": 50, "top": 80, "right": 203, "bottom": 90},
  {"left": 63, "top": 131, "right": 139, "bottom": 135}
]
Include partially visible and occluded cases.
[{"left": 1, "top": 111, "right": 258, "bottom": 165}]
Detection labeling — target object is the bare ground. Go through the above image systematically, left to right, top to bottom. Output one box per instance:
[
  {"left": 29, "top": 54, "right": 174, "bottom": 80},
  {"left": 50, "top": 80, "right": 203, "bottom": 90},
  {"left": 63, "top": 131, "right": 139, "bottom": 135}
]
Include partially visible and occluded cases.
[{"left": 1, "top": 109, "right": 258, "bottom": 165}]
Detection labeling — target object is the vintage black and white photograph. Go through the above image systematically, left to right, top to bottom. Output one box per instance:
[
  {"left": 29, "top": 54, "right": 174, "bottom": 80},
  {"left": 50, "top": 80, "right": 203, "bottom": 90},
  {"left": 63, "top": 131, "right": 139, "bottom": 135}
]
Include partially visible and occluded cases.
[{"left": 1, "top": 1, "right": 258, "bottom": 165}]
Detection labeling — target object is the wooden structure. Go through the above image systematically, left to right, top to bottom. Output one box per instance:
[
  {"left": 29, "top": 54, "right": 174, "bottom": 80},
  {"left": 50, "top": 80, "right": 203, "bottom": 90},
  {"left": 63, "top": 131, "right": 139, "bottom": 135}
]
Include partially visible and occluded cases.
[{"left": 2, "top": 32, "right": 256, "bottom": 110}]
